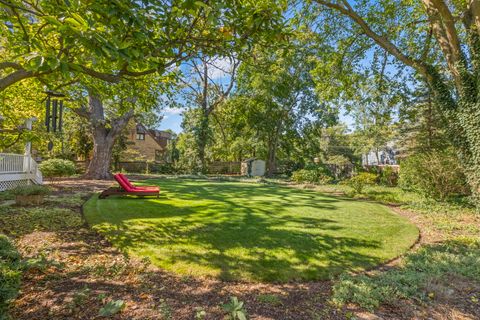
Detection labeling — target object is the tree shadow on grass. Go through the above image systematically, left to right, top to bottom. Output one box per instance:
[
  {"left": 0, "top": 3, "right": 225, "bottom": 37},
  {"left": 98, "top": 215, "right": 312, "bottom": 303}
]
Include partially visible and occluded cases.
[{"left": 86, "top": 179, "right": 393, "bottom": 282}]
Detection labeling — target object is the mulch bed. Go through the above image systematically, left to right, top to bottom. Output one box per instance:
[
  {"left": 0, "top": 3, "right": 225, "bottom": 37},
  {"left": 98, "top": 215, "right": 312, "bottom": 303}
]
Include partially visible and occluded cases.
[{"left": 4, "top": 178, "right": 479, "bottom": 319}]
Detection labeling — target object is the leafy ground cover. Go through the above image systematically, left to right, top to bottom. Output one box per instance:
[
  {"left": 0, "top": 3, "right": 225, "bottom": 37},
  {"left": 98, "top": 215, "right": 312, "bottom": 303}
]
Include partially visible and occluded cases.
[
  {"left": 83, "top": 178, "right": 419, "bottom": 282},
  {"left": 308, "top": 183, "right": 480, "bottom": 317},
  {"left": 0, "top": 234, "right": 22, "bottom": 318}
]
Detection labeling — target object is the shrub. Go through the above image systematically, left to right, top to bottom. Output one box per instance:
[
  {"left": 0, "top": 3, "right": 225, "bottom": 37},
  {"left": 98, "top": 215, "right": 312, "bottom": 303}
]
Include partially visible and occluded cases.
[
  {"left": 399, "top": 150, "right": 469, "bottom": 200},
  {"left": 39, "top": 158, "right": 76, "bottom": 178},
  {"left": 280, "top": 160, "right": 303, "bottom": 176},
  {"left": 291, "top": 165, "right": 333, "bottom": 184},
  {"left": 379, "top": 166, "right": 398, "bottom": 187},
  {"left": 347, "top": 172, "right": 378, "bottom": 194},
  {"left": 11, "top": 185, "right": 50, "bottom": 196},
  {"left": 0, "top": 234, "right": 22, "bottom": 319},
  {"left": 332, "top": 238, "right": 480, "bottom": 311}
]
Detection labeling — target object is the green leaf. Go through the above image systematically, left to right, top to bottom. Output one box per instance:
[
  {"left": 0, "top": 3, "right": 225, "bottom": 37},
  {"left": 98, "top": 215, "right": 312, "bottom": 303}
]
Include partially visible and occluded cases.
[
  {"left": 195, "top": 1, "right": 210, "bottom": 9},
  {"left": 71, "top": 13, "right": 88, "bottom": 27},
  {"left": 43, "top": 16, "right": 62, "bottom": 26},
  {"left": 64, "top": 17, "right": 82, "bottom": 28},
  {"left": 118, "top": 41, "right": 132, "bottom": 49},
  {"left": 26, "top": 55, "right": 45, "bottom": 70},
  {"left": 98, "top": 300, "right": 125, "bottom": 317},
  {"left": 237, "top": 311, "right": 247, "bottom": 320}
]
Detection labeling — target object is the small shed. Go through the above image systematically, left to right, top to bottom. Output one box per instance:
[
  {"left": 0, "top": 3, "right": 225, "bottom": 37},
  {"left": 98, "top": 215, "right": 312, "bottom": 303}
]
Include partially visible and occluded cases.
[{"left": 241, "top": 158, "right": 266, "bottom": 177}]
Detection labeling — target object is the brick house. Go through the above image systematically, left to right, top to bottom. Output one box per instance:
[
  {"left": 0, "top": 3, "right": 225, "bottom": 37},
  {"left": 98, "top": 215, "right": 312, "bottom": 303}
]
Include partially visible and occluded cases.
[{"left": 123, "top": 123, "right": 173, "bottom": 162}]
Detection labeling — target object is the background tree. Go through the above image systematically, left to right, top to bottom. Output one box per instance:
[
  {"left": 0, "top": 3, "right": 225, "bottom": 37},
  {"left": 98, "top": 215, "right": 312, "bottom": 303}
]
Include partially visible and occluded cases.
[
  {"left": 2, "top": 0, "right": 287, "bottom": 179},
  {"left": 311, "top": 0, "right": 480, "bottom": 199},
  {"left": 235, "top": 42, "right": 331, "bottom": 175},
  {"left": 175, "top": 55, "right": 239, "bottom": 172},
  {"left": 69, "top": 76, "right": 164, "bottom": 179},
  {"left": 0, "top": 78, "right": 45, "bottom": 152},
  {"left": 397, "top": 83, "right": 449, "bottom": 156},
  {"left": 299, "top": 123, "right": 355, "bottom": 165}
]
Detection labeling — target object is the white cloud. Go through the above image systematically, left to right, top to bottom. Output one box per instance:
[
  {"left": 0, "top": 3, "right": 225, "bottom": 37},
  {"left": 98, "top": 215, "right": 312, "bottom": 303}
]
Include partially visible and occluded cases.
[
  {"left": 208, "top": 57, "right": 233, "bottom": 80},
  {"left": 164, "top": 107, "right": 184, "bottom": 115}
]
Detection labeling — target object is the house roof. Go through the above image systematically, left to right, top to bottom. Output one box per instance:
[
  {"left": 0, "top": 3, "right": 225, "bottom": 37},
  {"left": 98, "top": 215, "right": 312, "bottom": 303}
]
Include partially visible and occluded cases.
[{"left": 136, "top": 123, "right": 172, "bottom": 149}]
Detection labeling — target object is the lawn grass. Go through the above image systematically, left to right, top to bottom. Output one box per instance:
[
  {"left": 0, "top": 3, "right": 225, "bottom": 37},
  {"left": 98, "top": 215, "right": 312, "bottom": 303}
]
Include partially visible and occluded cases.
[{"left": 83, "top": 178, "right": 419, "bottom": 282}]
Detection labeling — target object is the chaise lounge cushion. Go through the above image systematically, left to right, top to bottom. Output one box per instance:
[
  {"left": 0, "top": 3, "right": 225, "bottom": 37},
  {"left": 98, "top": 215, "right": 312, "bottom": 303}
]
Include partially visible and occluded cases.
[
  {"left": 114, "top": 174, "right": 160, "bottom": 192},
  {"left": 114, "top": 174, "right": 135, "bottom": 192}
]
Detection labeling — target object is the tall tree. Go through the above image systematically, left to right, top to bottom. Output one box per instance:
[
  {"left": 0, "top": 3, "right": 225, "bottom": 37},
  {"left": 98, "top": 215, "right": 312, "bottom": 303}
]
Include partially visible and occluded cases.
[
  {"left": 0, "top": 0, "right": 285, "bottom": 91},
  {"left": 1, "top": 0, "right": 286, "bottom": 179},
  {"left": 311, "top": 0, "right": 480, "bottom": 199},
  {"left": 235, "top": 41, "right": 330, "bottom": 176},
  {"left": 176, "top": 55, "right": 239, "bottom": 172},
  {"left": 69, "top": 76, "right": 163, "bottom": 179},
  {"left": 398, "top": 83, "right": 449, "bottom": 156}
]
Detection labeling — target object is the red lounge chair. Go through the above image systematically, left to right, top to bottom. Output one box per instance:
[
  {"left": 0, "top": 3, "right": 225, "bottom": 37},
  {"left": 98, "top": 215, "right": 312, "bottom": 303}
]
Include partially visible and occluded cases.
[
  {"left": 117, "top": 173, "right": 159, "bottom": 191},
  {"left": 99, "top": 174, "right": 160, "bottom": 199}
]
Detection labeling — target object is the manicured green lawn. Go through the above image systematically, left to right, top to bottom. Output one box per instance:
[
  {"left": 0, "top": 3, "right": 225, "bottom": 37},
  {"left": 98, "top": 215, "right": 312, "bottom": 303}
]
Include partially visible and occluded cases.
[{"left": 83, "top": 179, "right": 419, "bottom": 282}]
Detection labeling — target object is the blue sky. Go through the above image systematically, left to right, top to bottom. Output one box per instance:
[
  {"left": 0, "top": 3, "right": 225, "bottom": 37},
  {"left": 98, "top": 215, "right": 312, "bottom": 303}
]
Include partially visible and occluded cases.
[
  {"left": 155, "top": 50, "right": 361, "bottom": 134},
  {"left": 154, "top": 59, "right": 358, "bottom": 134},
  {"left": 158, "top": 107, "right": 184, "bottom": 133}
]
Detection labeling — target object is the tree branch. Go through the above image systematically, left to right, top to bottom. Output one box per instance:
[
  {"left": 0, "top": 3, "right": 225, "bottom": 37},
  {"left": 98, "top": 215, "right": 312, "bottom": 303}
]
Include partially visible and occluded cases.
[
  {"left": 0, "top": 0, "right": 43, "bottom": 16},
  {"left": 314, "top": 0, "right": 431, "bottom": 79},
  {"left": 421, "top": 0, "right": 464, "bottom": 88},
  {"left": 0, "top": 62, "right": 23, "bottom": 70},
  {"left": 0, "top": 69, "right": 35, "bottom": 91},
  {"left": 70, "top": 107, "right": 91, "bottom": 119},
  {"left": 110, "top": 110, "right": 134, "bottom": 138}
]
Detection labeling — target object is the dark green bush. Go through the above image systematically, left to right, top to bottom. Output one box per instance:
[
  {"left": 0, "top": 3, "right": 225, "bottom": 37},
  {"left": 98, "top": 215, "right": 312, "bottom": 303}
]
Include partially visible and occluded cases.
[
  {"left": 399, "top": 150, "right": 469, "bottom": 200},
  {"left": 39, "top": 158, "right": 76, "bottom": 178},
  {"left": 279, "top": 161, "right": 303, "bottom": 176},
  {"left": 151, "top": 162, "right": 180, "bottom": 174},
  {"left": 291, "top": 164, "right": 333, "bottom": 184},
  {"left": 379, "top": 166, "right": 398, "bottom": 187},
  {"left": 347, "top": 172, "right": 378, "bottom": 194},
  {"left": 11, "top": 185, "right": 50, "bottom": 196},
  {"left": 0, "top": 234, "right": 22, "bottom": 319}
]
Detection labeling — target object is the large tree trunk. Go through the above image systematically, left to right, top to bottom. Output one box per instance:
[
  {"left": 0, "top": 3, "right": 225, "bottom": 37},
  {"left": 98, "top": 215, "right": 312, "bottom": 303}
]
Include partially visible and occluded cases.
[
  {"left": 314, "top": 0, "right": 480, "bottom": 201},
  {"left": 77, "top": 91, "right": 134, "bottom": 180},
  {"left": 196, "top": 113, "right": 209, "bottom": 173},
  {"left": 266, "top": 124, "right": 281, "bottom": 177},
  {"left": 84, "top": 129, "right": 115, "bottom": 179},
  {"left": 266, "top": 140, "right": 278, "bottom": 177}
]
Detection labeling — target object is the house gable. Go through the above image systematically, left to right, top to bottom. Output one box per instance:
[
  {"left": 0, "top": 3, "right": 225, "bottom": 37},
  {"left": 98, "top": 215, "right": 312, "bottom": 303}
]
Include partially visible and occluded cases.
[{"left": 120, "top": 122, "right": 173, "bottom": 162}]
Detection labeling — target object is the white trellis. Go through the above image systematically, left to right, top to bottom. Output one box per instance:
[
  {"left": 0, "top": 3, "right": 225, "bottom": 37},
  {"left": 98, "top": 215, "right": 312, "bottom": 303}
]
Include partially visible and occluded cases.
[{"left": 0, "top": 153, "right": 43, "bottom": 191}]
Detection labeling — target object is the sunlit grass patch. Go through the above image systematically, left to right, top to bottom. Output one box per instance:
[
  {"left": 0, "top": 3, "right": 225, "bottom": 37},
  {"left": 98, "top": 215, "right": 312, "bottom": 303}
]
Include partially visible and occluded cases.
[{"left": 84, "top": 179, "right": 418, "bottom": 282}]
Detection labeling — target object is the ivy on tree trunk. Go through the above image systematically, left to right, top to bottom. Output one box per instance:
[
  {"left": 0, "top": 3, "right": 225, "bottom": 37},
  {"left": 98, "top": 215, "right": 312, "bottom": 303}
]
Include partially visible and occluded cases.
[{"left": 315, "top": 0, "right": 480, "bottom": 201}]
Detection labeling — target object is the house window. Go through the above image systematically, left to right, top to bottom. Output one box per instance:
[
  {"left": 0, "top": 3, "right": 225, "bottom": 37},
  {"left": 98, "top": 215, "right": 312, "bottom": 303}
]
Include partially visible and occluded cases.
[{"left": 136, "top": 133, "right": 145, "bottom": 140}]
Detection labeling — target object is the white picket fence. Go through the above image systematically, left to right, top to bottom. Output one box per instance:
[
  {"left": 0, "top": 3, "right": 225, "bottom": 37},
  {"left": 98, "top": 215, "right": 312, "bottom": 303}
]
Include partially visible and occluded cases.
[{"left": 0, "top": 153, "right": 43, "bottom": 191}]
